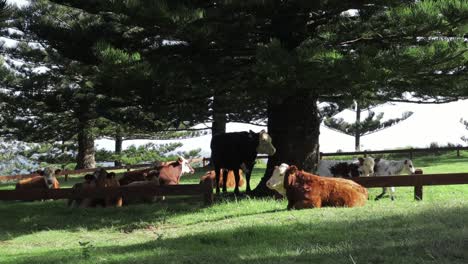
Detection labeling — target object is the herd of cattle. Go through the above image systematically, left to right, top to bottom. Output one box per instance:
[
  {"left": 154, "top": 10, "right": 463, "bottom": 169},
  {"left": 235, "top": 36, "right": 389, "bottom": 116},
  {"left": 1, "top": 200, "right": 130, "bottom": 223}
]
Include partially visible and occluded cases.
[{"left": 12, "top": 130, "right": 417, "bottom": 210}]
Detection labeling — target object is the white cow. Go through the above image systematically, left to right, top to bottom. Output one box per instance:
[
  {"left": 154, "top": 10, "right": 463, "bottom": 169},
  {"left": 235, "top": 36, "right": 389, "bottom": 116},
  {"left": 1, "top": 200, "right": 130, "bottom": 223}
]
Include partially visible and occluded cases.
[
  {"left": 316, "top": 157, "right": 375, "bottom": 178},
  {"left": 373, "top": 158, "right": 416, "bottom": 200}
]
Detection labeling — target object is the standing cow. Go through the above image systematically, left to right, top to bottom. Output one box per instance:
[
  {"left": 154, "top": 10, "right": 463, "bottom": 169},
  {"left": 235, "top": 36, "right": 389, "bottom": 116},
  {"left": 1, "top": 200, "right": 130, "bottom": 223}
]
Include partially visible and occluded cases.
[
  {"left": 210, "top": 130, "right": 276, "bottom": 195},
  {"left": 373, "top": 158, "right": 416, "bottom": 200}
]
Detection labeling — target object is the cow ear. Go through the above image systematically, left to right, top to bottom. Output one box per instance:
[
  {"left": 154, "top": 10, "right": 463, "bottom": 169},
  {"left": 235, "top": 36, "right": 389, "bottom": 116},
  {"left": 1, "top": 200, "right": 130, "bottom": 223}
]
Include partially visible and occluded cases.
[
  {"left": 358, "top": 157, "right": 364, "bottom": 165},
  {"left": 404, "top": 159, "right": 408, "bottom": 164}
]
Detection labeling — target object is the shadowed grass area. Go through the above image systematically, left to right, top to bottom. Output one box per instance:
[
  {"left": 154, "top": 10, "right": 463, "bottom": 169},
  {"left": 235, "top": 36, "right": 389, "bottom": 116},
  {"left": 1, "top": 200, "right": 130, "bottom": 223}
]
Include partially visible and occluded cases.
[{"left": 0, "top": 199, "right": 466, "bottom": 264}]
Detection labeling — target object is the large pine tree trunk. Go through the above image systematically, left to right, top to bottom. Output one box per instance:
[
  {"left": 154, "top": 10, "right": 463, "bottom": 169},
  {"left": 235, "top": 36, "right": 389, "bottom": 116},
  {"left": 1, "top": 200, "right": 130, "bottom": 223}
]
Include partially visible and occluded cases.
[
  {"left": 252, "top": 94, "right": 321, "bottom": 197},
  {"left": 212, "top": 95, "right": 227, "bottom": 136},
  {"left": 355, "top": 103, "right": 361, "bottom": 151},
  {"left": 75, "top": 119, "right": 96, "bottom": 169},
  {"left": 115, "top": 131, "right": 123, "bottom": 154}
]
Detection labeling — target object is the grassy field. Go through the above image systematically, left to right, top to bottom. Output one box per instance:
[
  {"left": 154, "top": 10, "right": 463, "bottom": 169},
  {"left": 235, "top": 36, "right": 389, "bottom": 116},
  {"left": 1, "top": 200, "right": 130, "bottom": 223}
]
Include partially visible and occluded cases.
[{"left": 0, "top": 153, "right": 467, "bottom": 263}]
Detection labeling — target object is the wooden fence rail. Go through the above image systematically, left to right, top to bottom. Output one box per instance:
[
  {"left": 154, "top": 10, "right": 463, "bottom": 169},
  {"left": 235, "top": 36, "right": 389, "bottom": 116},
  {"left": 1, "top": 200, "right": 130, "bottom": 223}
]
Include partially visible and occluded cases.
[
  {"left": 202, "top": 146, "right": 468, "bottom": 165},
  {"left": 320, "top": 146, "right": 468, "bottom": 159},
  {"left": 0, "top": 157, "right": 205, "bottom": 182},
  {"left": 0, "top": 163, "right": 153, "bottom": 182},
  {"left": 351, "top": 172, "right": 468, "bottom": 200},
  {"left": 0, "top": 178, "right": 214, "bottom": 205}
]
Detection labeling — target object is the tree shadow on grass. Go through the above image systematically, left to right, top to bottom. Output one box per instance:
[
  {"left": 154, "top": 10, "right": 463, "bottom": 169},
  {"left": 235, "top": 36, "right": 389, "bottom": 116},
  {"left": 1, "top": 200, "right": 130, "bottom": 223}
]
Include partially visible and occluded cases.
[
  {"left": 0, "top": 194, "right": 283, "bottom": 241},
  {"left": 0, "top": 196, "right": 206, "bottom": 241},
  {"left": 4, "top": 205, "right": 467, "bottom": 264}
]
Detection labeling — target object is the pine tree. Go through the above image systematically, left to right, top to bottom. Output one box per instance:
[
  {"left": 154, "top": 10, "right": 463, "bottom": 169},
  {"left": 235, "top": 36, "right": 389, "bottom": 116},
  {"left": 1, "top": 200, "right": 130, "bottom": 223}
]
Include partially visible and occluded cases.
[{"left": 324, "top": 101, "right": 414, "bottom": 151}]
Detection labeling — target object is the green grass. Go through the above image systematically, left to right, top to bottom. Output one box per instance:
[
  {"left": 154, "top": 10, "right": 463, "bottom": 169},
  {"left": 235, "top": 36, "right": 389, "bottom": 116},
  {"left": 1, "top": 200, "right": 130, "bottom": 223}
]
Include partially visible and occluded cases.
[{"left": 0, "top": 154, "right": 467, "bottom": 263}]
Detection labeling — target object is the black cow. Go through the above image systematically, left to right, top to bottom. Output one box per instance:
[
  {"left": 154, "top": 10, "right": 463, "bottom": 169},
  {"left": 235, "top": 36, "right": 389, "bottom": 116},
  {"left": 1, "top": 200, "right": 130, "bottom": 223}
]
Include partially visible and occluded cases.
[{"left": 210, "top": 130, "right": 276, "bottom": 195}]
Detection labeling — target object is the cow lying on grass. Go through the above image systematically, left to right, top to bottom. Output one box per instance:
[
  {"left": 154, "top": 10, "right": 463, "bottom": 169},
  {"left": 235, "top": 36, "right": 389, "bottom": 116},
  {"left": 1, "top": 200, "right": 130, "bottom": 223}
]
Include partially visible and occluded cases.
[
  {"left": 118, "top": 156, "right": 194, "bottom": 203},
  {"left": 119, "top": 156, "right": 194, "bottom": 186},
  {"left": 316, "top": 157, "right": 375, "bottom": 178},
  {"left": 373, "top": 158, "right": 416, "bottom": 200},
  {"left": 267, "top": 164, "right": 368, "bottom": 209},
  {"left": 16, "top": 167, "right": 60, "bottom": 190},
  {"left": 68, "top": 169, "right": 122, "bottom": 208},
  {"left": 199, "top": 169, "right": 245, "bottom": 189}
]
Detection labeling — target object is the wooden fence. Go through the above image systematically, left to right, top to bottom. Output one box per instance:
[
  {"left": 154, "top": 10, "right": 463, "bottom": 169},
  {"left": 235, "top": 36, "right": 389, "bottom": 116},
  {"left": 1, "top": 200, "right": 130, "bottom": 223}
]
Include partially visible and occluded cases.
[
  {"left": 320, "top": 146, "right": 468, "bottom": 160},
  {"left": 0, "top": 157, "right": 205, "bottom": 182},
  {"left": 0, "top": 163, "right": 153, "bottom": 182},
  {"left": 351, "top": 170, "right": 468, "bottom": 200},
  {"left": 0, "top": 171, "right": 467, "bottom": 203},
  {"left": 0, "top": 178, "right": 214, "bottom": 205}
]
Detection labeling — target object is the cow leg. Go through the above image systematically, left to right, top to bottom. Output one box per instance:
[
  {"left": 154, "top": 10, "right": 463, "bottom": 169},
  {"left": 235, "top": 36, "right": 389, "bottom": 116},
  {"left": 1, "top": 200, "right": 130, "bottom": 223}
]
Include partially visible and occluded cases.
[
  {"left": 241, "top": 162, "right": 255, "bottom": 194},
  {"left": 214, "top": 167, "right": 221, "bottom": 194},
  {"left": 222, "top": 169, "right": 228, "bottom": 193},
  {"left": 233, "top": 169, "right": 241, "bottom": 195},
  {"left": 245, "top": 171, "right": 252, "bottom": 194},
  {"left": 390, "top": 186, "right": 396, "bottom": 201},
  {"left": 375, "top": 187, "right": 388, "bottom": 200},
  {"left": 287, "top": 198, "right": 295, "bottom": 210}
]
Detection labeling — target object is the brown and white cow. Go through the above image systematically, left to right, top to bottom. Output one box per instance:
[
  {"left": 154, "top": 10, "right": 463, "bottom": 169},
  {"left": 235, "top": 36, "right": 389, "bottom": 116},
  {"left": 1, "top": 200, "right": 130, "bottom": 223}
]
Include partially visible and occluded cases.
[
  {"left": 119, "top": 156, "right": 194, "bottom": 186},
  {"left": 157, "top": 156, "right": 195, "bottom": 185},
  {"left": 267, "top": 164, "right": 368, "bottom": 209},
  {"left": 16, "top": 167, "right": 60, "bottom": 190},
  {"left": 199, "top": 169, "right": 245, "bottom": 189}
]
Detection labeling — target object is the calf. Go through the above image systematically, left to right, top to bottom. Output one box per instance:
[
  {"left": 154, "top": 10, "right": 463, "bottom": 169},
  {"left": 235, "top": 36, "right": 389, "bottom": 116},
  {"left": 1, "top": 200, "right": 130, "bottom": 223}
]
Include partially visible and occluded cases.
[
  {"left": 210, "top": 130, "right": 276, "bottom": 195},
  {"left": 316, "top": 157, "right": 375, "bottom": 178},
  {"left": 373, "top": 158, "right": 416, "bottom": 200},
  {"left": 267, "top": 164, "right": 368, "bottom": 209},
  {"left": 199, "top": 169, "right": 245, "bottom": 189}
]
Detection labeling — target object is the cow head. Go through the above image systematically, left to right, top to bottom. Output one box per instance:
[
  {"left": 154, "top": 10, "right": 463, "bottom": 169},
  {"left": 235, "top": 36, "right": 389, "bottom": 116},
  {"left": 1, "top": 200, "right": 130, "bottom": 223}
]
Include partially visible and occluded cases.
[
  {"left": 255, "top": 130, "right": 276, "bottom": 156},
  {"left": 177, "top": 156, "right": 195, "bottom": 174},
  {"left": 358, "top": 157, "right": 375, "bottom": 176},
  {"left": 403, "top": 159, "right": 416, "bottom": 174},
  {"left": 266, "top": 163, "right": 289, "bottom": 197},
  {"left": 42, "top": 167, "right": 58, "bottom": 189}
]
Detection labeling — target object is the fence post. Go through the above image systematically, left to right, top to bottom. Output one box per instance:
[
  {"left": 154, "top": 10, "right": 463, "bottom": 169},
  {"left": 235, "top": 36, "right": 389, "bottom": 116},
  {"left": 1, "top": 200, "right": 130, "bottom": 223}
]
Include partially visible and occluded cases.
[
  {"left": 414, "top": 169, "right": 423, "bottom": 201},
  {"left": 65, "top": 174, "right": 69, "bottom": 182},
  {"left": 201, "top": 178, "right": 213, "bottom": 206}
]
